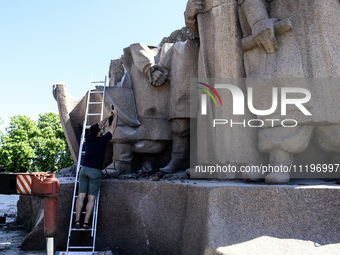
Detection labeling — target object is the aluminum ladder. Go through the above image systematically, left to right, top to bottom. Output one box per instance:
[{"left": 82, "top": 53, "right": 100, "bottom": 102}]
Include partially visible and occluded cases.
[{"left": 65, "top": 76, "right": 107, "bottom": 255}]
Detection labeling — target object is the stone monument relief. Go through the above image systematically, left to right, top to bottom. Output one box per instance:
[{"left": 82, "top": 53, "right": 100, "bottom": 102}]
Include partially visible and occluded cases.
[
  {"left": 54, "top": 0, "right": 340, "bottom": 184},
  {"left": 184, "top": 0, "right": 340, "bottom": 183},
  {"left": 19, "top": 1, "right": 340, "bottom": 254},
  {"left": 54, "top": 32, "right": 198, "bottom": 177}
]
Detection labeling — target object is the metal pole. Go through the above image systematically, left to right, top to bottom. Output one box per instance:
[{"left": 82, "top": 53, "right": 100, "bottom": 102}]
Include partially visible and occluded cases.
[
  {"left": 38, "top": 175, "right": 59, "bottom": 255},
  {"left": 44, "top": 195, "right": 58, "bottom": 237},
  {"left": 46, "top": 237, "right": 55, "bottom": 255}
]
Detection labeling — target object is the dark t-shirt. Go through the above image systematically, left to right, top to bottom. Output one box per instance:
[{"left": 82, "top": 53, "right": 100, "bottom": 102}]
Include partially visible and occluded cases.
[{"left": 82, "top": 132, "right": 112, "bottom": 170}]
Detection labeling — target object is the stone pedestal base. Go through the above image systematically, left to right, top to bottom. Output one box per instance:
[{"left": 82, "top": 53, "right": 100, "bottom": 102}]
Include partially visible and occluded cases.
[{"left": 18, "top": 178, "right": 340, "bottom": 254}]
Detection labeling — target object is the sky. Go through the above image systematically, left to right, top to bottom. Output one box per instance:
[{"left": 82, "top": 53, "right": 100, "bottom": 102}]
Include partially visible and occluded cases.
[{"left": 0, "top": 0, "right": 187, "bottom": 131}]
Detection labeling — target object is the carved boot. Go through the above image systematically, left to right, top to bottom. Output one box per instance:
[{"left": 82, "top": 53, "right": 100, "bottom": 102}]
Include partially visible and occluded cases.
[
  {"left": 258, "top": 126, "right": 313, "bottom": 184},
  {"left": 160, "top": 134, "right": 189, "bottom": 174},
  {"left": 104, "top": 143, "right": 132, "bottom": 178},
  {"left": 265, "top": 148, "right": 292, "bottom": 184},
  {"left": 141, "top": 155, "right": 155, "bottom": 174},
  {"left": 242, "top": 164, "right": 267, "bottom": 182},
  {"left": 265, "top": 171, "right": 290, "bottom": 184}
]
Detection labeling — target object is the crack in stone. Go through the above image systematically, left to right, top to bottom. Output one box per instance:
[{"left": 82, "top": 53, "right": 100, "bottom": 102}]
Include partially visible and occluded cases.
[{"left": 138, "top": 183, "right": 158, "bottom": 253}]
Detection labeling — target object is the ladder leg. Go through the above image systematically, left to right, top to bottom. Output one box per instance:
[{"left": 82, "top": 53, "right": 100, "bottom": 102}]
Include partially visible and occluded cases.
[{"left": 65, "top": 76, "right": 107, "bottom": 254}]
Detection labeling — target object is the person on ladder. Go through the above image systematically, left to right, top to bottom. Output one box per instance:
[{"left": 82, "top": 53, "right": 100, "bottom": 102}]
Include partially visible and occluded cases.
[{"left": 74, "top": 106, "right": 118, "bottom": 229}]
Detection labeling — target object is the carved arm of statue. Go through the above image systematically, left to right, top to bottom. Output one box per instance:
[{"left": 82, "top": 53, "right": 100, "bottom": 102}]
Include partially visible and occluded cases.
[
  {"left": 184, "top": 0, "right": 204, "bottom": 36},
  {"left": 238, "top": 0, "right": 278, "bottom": 54},
  {"left": 130, "top": 43, "right": 169, "bottom": 87}
]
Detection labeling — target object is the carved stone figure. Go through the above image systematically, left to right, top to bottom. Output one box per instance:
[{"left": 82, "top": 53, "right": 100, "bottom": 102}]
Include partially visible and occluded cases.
[
  {"left": 54, "top": 0, "right": 340, "bottom": 183},
  {"left": 185, "top": 0, "right": 265, "bottom": 173},
  {"left": 238, "top": 0, "right": 340, "bottom": 183},
  {"left": 53, "top": 40, "right": 198, "bottom": 176},
  {"left": 157, "top": 40, "right": 199, "bottom": 173},
  {"left": 108, "top": 41, "right": 199, "bottom": 174},
  {"left": 104, "top": 44, "right": 172, "bottom": 175},
  {"left": 53, "top": 82, "right": 87, "bottom": 164}
]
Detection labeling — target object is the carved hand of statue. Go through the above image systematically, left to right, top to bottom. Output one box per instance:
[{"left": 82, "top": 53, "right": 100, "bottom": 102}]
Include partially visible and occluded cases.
[
  {"left": 185, "top": 0, "right": 204, "bottom": 21},
  {"left": 185, "top": 0, "right": 204, "bottom": 35},
  {"left": 252, "top": 18, "right": 278, "bottom": 54},
  {"left": 149, "top": 64, "right": 169, "bottom": 87}
]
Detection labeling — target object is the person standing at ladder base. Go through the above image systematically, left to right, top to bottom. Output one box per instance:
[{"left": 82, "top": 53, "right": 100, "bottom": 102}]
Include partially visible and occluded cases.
[{"left": 74, "top": 107, "right": 117, "bottom": 229}]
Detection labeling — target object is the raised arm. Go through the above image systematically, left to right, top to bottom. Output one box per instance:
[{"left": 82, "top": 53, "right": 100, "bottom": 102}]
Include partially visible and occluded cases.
[
  {"left": 97, "top": 107, "right": 116, "bottom": 129},
  {"left": 107, "top": 107, "right": 118, "bottom": 136},
  {"left": 97, "top": 114, "right": 111, "bottom": 129}
]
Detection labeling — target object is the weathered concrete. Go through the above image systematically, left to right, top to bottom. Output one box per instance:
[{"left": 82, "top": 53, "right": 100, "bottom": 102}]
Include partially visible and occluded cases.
[
  {"left": 18, "top": 177, "right": 340, "bottom": 254},
  {"left": 17, "top": 178, "right": 74, "bottom": 251}
]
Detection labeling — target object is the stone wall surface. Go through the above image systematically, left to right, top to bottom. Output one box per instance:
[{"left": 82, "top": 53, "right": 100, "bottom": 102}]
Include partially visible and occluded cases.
[{"left": 18, "top": 178, "right": 340, "bottom": 254}]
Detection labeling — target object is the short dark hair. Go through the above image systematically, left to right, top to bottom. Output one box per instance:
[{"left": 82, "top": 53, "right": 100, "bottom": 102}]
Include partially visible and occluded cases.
[{"left": 89, "top": 123, "right": 101, "bottom": 137}]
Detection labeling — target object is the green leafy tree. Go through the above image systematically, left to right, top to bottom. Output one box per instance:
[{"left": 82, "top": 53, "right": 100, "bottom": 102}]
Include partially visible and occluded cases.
[
  {"left": 34, "top": 112, "right": 73, "bottom": 172},
  {"left": 0, "top": 113, "right": 73, "bottom": 172},
  {"left": 0, "top": 115, "right": 38, "bottom": 172}
]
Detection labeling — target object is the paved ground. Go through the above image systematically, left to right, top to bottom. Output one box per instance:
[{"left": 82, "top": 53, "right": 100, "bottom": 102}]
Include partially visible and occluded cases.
[
  {"left": 0, "top": 195, "right": 45, "bottom": 255},
  {"left": 0, "top": 195, "right": 113, "bottom": 255}
]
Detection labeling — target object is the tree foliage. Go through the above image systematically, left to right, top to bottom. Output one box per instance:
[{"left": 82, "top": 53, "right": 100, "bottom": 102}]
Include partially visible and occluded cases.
[
  {"left": 35, "top": 112, "right": 73, "bottom": 172},
  {"left": 0, "top": 113, "right": 73, "bottom": 172}
]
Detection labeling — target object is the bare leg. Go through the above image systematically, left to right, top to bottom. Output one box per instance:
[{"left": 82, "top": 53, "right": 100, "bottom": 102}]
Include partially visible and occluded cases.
[
  {"left": 75, "top": 193, "right": 86, "bottom": 223},
  {"left": 84, "top": 194, "right": 96, "bottom": 225}
]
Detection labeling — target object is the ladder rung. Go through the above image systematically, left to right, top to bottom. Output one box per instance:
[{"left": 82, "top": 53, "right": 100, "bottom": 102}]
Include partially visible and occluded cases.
[
  {"left": 91, "top": 81, "right": 105, "bottom": 83},
  {"left": 89, "top": 91, "right": 104, "bottom": 94},
  {"left": 88, "top": 102, "right": 102, "bottom": 105},
  {"left": 87, "top": 113, "right": 101, "bottom": 116},
  {"left": 71, "top": 228, "right": 92, "bottom": 231},
  {"left": 68, "top": 246, "right": 94, "bottom": 249},
  {"left": 59, "top": 252, "right": 96, "bottom": 254}
]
